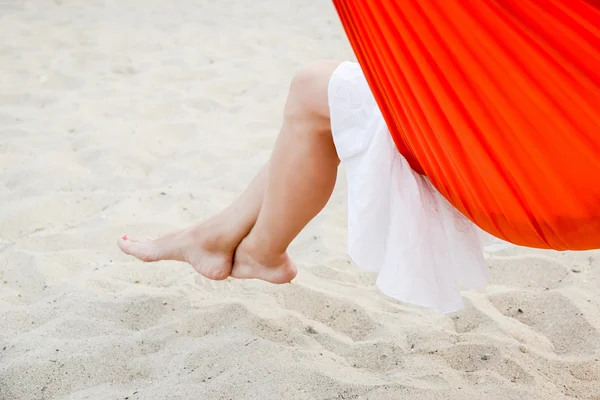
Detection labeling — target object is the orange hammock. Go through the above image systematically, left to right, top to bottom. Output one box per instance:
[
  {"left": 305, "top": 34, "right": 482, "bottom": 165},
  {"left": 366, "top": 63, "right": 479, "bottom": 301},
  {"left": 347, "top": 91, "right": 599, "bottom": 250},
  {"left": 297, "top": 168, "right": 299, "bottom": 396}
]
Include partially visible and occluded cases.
[{"left": 332, "top": 0, "right": 600, "bottom": 250}]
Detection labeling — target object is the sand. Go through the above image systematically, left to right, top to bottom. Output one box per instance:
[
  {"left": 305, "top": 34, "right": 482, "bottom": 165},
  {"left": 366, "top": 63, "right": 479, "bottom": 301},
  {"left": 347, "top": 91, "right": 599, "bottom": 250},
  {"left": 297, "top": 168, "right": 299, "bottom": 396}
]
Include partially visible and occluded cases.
[{"left": 1, "top": 1, "right": 599, "bottom": 399}]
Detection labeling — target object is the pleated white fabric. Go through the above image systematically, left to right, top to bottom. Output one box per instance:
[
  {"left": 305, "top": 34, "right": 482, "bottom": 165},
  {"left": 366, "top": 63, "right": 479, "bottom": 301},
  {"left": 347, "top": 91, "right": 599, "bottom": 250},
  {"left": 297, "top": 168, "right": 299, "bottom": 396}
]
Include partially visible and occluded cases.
[{"left": 329, "top": 61, "right": 502, "bottom": 313}]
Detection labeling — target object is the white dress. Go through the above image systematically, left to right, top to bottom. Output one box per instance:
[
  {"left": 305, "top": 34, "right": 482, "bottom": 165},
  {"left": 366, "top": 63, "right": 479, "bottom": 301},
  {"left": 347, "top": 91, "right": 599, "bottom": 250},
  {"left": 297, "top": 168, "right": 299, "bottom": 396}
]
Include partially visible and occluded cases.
[{"left": 328, "top": 61, "right": 505, "bottom": 313}]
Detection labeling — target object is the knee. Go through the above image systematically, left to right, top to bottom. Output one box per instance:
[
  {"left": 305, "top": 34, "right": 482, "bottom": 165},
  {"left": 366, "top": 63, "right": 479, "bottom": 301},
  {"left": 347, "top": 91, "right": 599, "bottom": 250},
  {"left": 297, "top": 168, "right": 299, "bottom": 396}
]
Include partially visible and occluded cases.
[{"left": 286, "top": 60, "right": 341, "bottom": 121}]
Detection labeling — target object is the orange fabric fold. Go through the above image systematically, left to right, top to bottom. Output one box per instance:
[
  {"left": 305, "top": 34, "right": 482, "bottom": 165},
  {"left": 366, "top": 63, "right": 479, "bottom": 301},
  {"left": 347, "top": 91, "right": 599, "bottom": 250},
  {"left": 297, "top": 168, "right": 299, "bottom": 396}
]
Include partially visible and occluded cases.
[{"left": 332, "top": 0, "right": 600, "bottom": 250}]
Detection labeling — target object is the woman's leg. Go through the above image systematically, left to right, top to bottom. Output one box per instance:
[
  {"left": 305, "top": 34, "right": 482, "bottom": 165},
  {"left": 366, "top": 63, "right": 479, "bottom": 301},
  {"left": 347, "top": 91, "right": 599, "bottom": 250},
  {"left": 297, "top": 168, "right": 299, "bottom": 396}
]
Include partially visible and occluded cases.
[
  {"left": 117, "top": 60, "right": 341, "bottom": 282},
  {"left": 231, "top": 61, "right": 341, "bottom": 283}
]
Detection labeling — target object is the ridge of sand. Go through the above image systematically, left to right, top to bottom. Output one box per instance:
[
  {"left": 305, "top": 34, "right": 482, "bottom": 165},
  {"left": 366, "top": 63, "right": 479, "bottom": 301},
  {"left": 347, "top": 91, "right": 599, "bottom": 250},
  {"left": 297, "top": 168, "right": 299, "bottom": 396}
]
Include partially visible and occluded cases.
[{"left": 1, "top": 1, "right": 599, "bottom": 399}]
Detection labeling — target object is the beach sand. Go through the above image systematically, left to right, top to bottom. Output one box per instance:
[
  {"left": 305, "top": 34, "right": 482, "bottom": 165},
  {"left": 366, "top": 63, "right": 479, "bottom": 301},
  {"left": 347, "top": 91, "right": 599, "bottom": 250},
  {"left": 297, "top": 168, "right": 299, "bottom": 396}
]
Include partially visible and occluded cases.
[{"left": 1, "top": 1, "right": 599, "bottom": 399}]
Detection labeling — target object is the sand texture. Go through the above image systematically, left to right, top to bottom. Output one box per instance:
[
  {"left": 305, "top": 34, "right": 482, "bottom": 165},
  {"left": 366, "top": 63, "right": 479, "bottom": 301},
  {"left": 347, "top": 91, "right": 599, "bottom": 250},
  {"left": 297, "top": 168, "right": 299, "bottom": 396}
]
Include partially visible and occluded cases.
[{"left": 1, "top": 1, "right": 599, "bottom": 399}]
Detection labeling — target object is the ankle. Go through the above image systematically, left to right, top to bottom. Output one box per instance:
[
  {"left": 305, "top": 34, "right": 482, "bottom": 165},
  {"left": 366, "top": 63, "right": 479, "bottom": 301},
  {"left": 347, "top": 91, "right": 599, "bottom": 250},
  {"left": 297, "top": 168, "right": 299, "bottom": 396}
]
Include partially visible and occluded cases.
[
  {"left": 184, "top": 215, "right": 246, "bottom": 249},
  {"left": 243, "top": 230, "right": 288, "bottom": 258}
]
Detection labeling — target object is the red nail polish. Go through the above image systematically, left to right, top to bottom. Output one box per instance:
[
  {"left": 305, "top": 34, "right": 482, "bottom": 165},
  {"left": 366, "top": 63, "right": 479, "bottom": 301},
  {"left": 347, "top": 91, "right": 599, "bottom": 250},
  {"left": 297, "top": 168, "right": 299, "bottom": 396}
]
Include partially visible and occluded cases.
[{"left": 122, "top": 235, "right": 128, "bottom": 241}]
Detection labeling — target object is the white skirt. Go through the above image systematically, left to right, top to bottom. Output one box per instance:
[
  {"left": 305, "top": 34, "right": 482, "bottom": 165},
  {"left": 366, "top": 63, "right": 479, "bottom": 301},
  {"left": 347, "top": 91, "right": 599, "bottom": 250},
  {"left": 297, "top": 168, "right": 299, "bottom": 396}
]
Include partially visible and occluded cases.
[{"left": 328, "top": 61, "right": 504, "bottom": 313}]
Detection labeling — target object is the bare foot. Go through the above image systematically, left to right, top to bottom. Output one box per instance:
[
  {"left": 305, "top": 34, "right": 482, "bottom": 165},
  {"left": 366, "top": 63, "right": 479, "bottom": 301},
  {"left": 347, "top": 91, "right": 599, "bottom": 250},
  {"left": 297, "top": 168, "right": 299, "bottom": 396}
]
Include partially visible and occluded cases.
[
  {"left": 117, "top": 222, "right": 238, "bottom": 280},
  {"left": 231, "top": 236, "right": 297, "bottom": 284}
]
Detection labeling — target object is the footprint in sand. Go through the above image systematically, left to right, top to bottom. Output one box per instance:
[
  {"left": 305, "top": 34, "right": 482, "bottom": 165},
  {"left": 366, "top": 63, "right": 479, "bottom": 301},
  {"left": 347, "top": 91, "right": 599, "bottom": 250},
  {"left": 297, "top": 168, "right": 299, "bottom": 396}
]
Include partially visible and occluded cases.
[
  {"left": 488, "top": 255, "right": 571, "bottom": 290},
  {"left": 277, "top": 284, "right": 378, "bottom": 342},
  {"left": 489, "top": 291, "right": 600, "bottom": 355},
  {"left": 450, "top": 298, "right": 498, "bottom": 334},
  {"left": 440, "top": 343, "right": 534, "bottom": 384}
]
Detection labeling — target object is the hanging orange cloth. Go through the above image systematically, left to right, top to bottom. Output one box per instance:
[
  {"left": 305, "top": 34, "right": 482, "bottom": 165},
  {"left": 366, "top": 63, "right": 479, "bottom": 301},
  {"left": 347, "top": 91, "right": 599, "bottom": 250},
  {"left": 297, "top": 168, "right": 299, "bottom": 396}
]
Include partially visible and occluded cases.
[{"left": 332, "top": 0, "right": 600, "bottom": 250}]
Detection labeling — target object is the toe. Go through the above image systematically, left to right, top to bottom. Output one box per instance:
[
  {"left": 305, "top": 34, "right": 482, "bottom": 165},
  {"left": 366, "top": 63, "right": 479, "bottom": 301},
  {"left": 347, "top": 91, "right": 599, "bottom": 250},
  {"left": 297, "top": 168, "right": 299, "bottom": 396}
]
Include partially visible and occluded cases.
[
  {"left": 117, "top": 232, "right": 187, "bottom": 263},
  {"left": 117, "top": 236, "right": 159, "bottom": 262}
]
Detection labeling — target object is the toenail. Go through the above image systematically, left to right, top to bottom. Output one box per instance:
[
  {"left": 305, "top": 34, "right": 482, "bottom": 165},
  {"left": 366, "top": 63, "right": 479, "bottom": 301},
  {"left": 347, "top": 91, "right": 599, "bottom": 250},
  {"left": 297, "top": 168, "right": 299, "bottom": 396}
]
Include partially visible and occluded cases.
[{"left": 122, "top": 235, "right": 128, "bottom": 241}]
